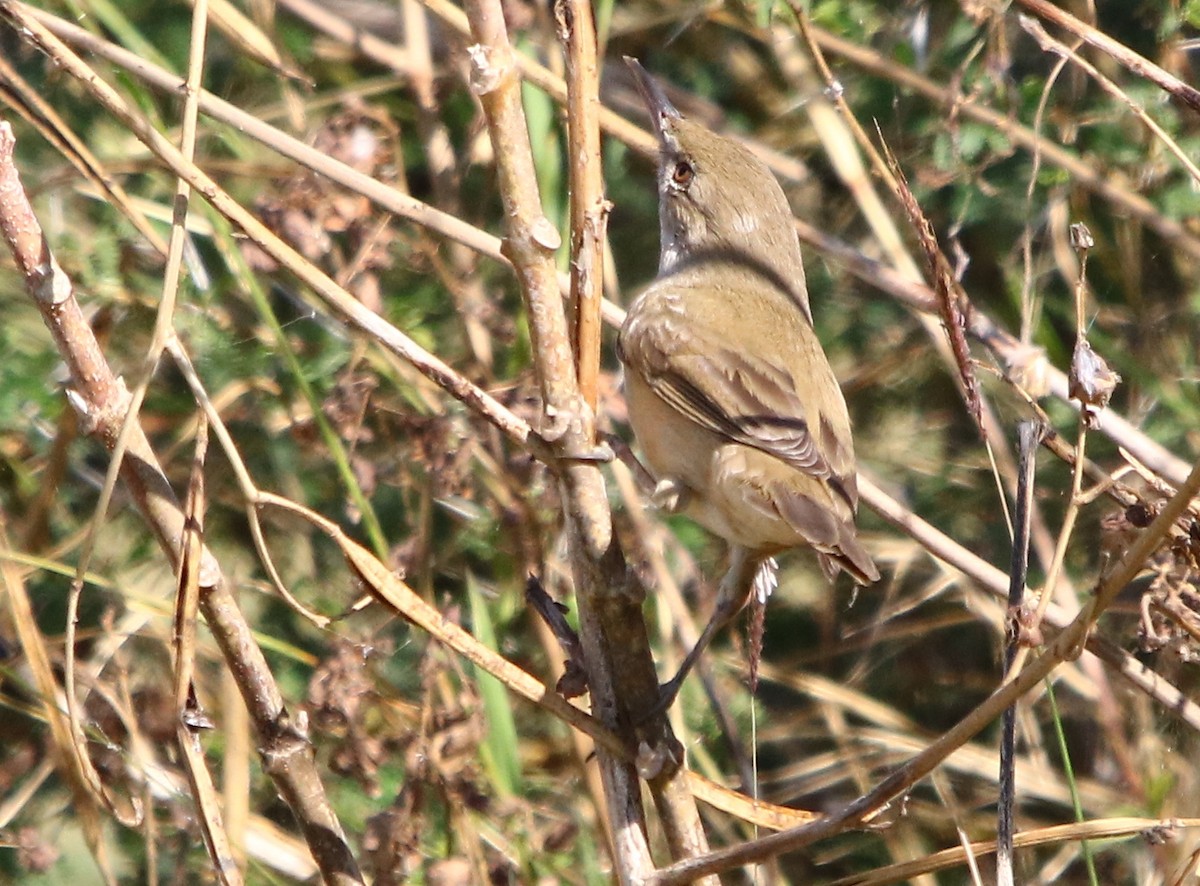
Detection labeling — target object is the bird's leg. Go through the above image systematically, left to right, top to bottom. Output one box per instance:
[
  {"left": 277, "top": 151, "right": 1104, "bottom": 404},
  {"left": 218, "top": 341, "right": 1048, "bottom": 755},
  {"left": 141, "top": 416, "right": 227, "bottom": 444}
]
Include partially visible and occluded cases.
[
  {"left": 536, "top": 404, "right": 613, "bottom": 463},
  {"left": 604, "top": 432, "right": 657, "bottom": 496},
  {"left": 604, "top": 432, "right": 693, "bottom": 513},
  {"left": 643, "top": 546, "right": 767, "bottom": 720}
]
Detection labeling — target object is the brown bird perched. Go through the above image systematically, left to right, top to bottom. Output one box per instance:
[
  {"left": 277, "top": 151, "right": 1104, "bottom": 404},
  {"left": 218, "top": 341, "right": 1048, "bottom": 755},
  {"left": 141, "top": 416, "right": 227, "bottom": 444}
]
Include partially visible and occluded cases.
[{"left": 618, "top": 59, "right": 879, "bottom": 714}]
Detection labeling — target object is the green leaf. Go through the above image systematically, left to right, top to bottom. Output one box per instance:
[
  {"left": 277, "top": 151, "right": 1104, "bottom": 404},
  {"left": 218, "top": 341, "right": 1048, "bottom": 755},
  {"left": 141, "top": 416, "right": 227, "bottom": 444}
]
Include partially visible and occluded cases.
[{"left": 468, "top": 571, "right": 521, "bottom": 796}]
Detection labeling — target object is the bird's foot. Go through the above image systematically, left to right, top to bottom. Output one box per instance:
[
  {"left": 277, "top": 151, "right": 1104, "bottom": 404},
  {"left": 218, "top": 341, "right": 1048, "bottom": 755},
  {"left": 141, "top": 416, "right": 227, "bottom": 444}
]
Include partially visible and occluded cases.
[
  {"left": 556, "top": 442, "right": 613, "bottom": 463},
  {"left": 650, "top": 477, "right": 690, "bottom": 513}
]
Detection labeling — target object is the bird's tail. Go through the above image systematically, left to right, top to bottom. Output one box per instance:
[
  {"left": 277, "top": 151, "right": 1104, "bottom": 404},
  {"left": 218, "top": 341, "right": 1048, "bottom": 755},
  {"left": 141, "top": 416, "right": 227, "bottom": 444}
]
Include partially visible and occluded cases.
[{"left": 818, "top": 534, "right": 879, "bottom": 585}]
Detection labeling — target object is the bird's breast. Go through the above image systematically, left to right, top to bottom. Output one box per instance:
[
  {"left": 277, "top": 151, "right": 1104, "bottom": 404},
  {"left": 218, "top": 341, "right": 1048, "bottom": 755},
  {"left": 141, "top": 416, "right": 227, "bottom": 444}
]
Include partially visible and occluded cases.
[{"left": 623, "top": 370, "right": 719, "bottom": 496}]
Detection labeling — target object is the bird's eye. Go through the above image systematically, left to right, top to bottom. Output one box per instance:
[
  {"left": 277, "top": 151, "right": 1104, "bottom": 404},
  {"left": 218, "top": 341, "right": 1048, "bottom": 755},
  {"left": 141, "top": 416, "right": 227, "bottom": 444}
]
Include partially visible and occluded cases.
[{"left": 671, "top": 160, "right": 694, "bottom": 186}]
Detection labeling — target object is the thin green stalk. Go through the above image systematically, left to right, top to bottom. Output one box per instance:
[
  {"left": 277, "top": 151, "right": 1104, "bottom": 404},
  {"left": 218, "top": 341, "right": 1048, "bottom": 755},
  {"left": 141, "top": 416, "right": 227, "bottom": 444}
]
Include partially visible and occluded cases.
[{"left": 1045, "top": 679, "right": 1099, "bottom": 885}]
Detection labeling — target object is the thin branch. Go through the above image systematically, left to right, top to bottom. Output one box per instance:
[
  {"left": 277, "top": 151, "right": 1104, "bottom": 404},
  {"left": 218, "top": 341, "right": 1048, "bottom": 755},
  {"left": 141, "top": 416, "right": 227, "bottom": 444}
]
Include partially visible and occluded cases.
[
  {"left": 461, "top": 0, "right": 668, "bottom": 878},
  {"left": 556, "top": 0, "right": 609, "bottom": 413},
  {"left": 1015, "top": 0, "right": 1200, "bottom": 116},
  {"left": 998, "top": 423, "right": 1040, "bottom": 886},
  {"left": 824, "top": 817, "right": 1200, "bottom": 886}
]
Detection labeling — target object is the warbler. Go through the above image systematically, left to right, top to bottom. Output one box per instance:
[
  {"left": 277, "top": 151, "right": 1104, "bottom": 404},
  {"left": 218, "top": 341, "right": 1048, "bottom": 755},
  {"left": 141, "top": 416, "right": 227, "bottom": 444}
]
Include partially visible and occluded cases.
[{"left": 618, "top": 59, "right": 879, "bottom": 712}]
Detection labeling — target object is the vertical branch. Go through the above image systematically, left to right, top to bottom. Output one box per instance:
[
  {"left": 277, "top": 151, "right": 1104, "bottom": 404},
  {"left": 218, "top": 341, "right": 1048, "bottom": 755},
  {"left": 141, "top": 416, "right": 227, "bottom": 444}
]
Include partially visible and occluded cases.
[
  {"left": 460, "top": 0, "right": 654, "bottom": 877},
  {"left": 461, "top": 0, "right": 608, "bottom": 556},
  {"left": 555, "top": 0, "right": 609, "bottom": 413},
  {"left": 461, "top": 3, "right": 713, "bottom": 878},
  {"left": 173, "top": 419, "right": 243, "bottom": 886},
  {"left": 997, "top": 422, "right": 1038, "bottom": 886}
]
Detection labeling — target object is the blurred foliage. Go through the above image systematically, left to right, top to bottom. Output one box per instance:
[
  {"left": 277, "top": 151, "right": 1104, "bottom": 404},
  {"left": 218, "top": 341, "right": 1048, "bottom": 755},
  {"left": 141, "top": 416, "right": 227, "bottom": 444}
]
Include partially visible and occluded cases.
[{"left": 2, "top": 0, "right": 1200, "bottom": 883}]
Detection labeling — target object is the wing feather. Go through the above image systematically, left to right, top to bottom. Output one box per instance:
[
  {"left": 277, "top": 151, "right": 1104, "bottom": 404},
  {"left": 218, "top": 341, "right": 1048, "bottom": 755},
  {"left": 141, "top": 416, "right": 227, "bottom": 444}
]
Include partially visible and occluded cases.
[{"left": 621, "top": 295, "right": 855, "bottom": 506}]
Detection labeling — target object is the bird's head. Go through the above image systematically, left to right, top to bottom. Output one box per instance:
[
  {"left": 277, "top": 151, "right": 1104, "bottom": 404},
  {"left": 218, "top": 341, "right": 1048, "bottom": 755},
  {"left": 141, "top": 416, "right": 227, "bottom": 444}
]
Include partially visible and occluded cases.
[{"left": 625, "top": 57, "right": 806, "bottom": 295}]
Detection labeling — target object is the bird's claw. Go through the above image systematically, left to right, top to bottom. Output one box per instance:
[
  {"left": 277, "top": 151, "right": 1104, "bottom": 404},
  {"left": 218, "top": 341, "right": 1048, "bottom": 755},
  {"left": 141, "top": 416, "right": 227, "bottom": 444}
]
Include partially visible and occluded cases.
[
  {"left": 557, "top": 442, "right": 614, "bottom": 464},
  {"left": 650, "top": 478, "right": 690, "bottom": 513}
]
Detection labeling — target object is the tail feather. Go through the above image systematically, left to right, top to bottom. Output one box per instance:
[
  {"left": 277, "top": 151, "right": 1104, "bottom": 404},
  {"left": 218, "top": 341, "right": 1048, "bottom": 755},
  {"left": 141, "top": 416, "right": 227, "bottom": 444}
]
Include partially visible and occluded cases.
[
  {"left": 772, "top": 484, "right": 879, "bottom": 585},
  {"left": 818, "top": 533, "right": 879, "bottom": 585}
]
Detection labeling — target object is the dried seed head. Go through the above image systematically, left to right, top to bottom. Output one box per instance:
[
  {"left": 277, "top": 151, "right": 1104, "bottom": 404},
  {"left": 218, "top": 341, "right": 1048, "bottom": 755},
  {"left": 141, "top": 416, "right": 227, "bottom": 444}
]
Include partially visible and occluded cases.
[
  {"left": 1069, "top": 222, "right": 1094, "bottom": 252},
  {"left": 1068, "top": 336, "right": 1120, "bottom": 427}
]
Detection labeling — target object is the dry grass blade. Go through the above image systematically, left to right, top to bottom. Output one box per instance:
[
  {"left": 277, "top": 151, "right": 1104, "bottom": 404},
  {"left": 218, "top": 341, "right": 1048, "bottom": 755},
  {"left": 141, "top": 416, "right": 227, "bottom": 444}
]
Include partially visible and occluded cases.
[
  {"left": 6, "top": 0, "right": 1200, "bottom": 880},
  {"left": 200, "top": 0, "right": 308, "bottom": 82},
  {"left": 878, "top": 136, "right": 984, "bottom": 438},
  {"left": 172, "top": 417, "right": 242, "bottom": 886},
  {"left": 174, "top": 418, "right": 207, "bottom": 729},
  {"left": 256, "top": 492, "right": 619, "bottom": 750},
  {"left": 0, "top": 510, "right": 116, "bottom": 882},
  {"left": 219, "top": 665, "right": 251, "bottom": 873},
  {"left": 687, "top": 778, "right": 820, "bottom": 831},
  {"left": 826, "top": 817, "right": 1200, "bottom": 886}
]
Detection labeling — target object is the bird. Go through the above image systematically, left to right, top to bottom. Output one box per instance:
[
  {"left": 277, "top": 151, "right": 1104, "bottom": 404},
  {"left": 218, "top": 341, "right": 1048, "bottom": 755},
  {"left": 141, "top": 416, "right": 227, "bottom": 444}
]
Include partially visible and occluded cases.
[{"left": 617, "top": 58, "right": 880, "bottom": 715}]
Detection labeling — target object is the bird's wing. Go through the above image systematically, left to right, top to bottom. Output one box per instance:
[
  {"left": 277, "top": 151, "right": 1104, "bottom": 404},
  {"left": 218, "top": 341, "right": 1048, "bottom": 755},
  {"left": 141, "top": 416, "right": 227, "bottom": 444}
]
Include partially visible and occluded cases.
[{"left": 620, "top": 299, "right": 857, "bottom": 506}]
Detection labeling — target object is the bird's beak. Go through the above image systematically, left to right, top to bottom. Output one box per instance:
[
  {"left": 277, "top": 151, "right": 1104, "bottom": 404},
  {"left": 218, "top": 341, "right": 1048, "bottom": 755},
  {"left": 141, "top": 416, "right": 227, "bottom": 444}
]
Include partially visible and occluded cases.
[{"left": 624, "top": 57, "right": 680, "bottom": 144}]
